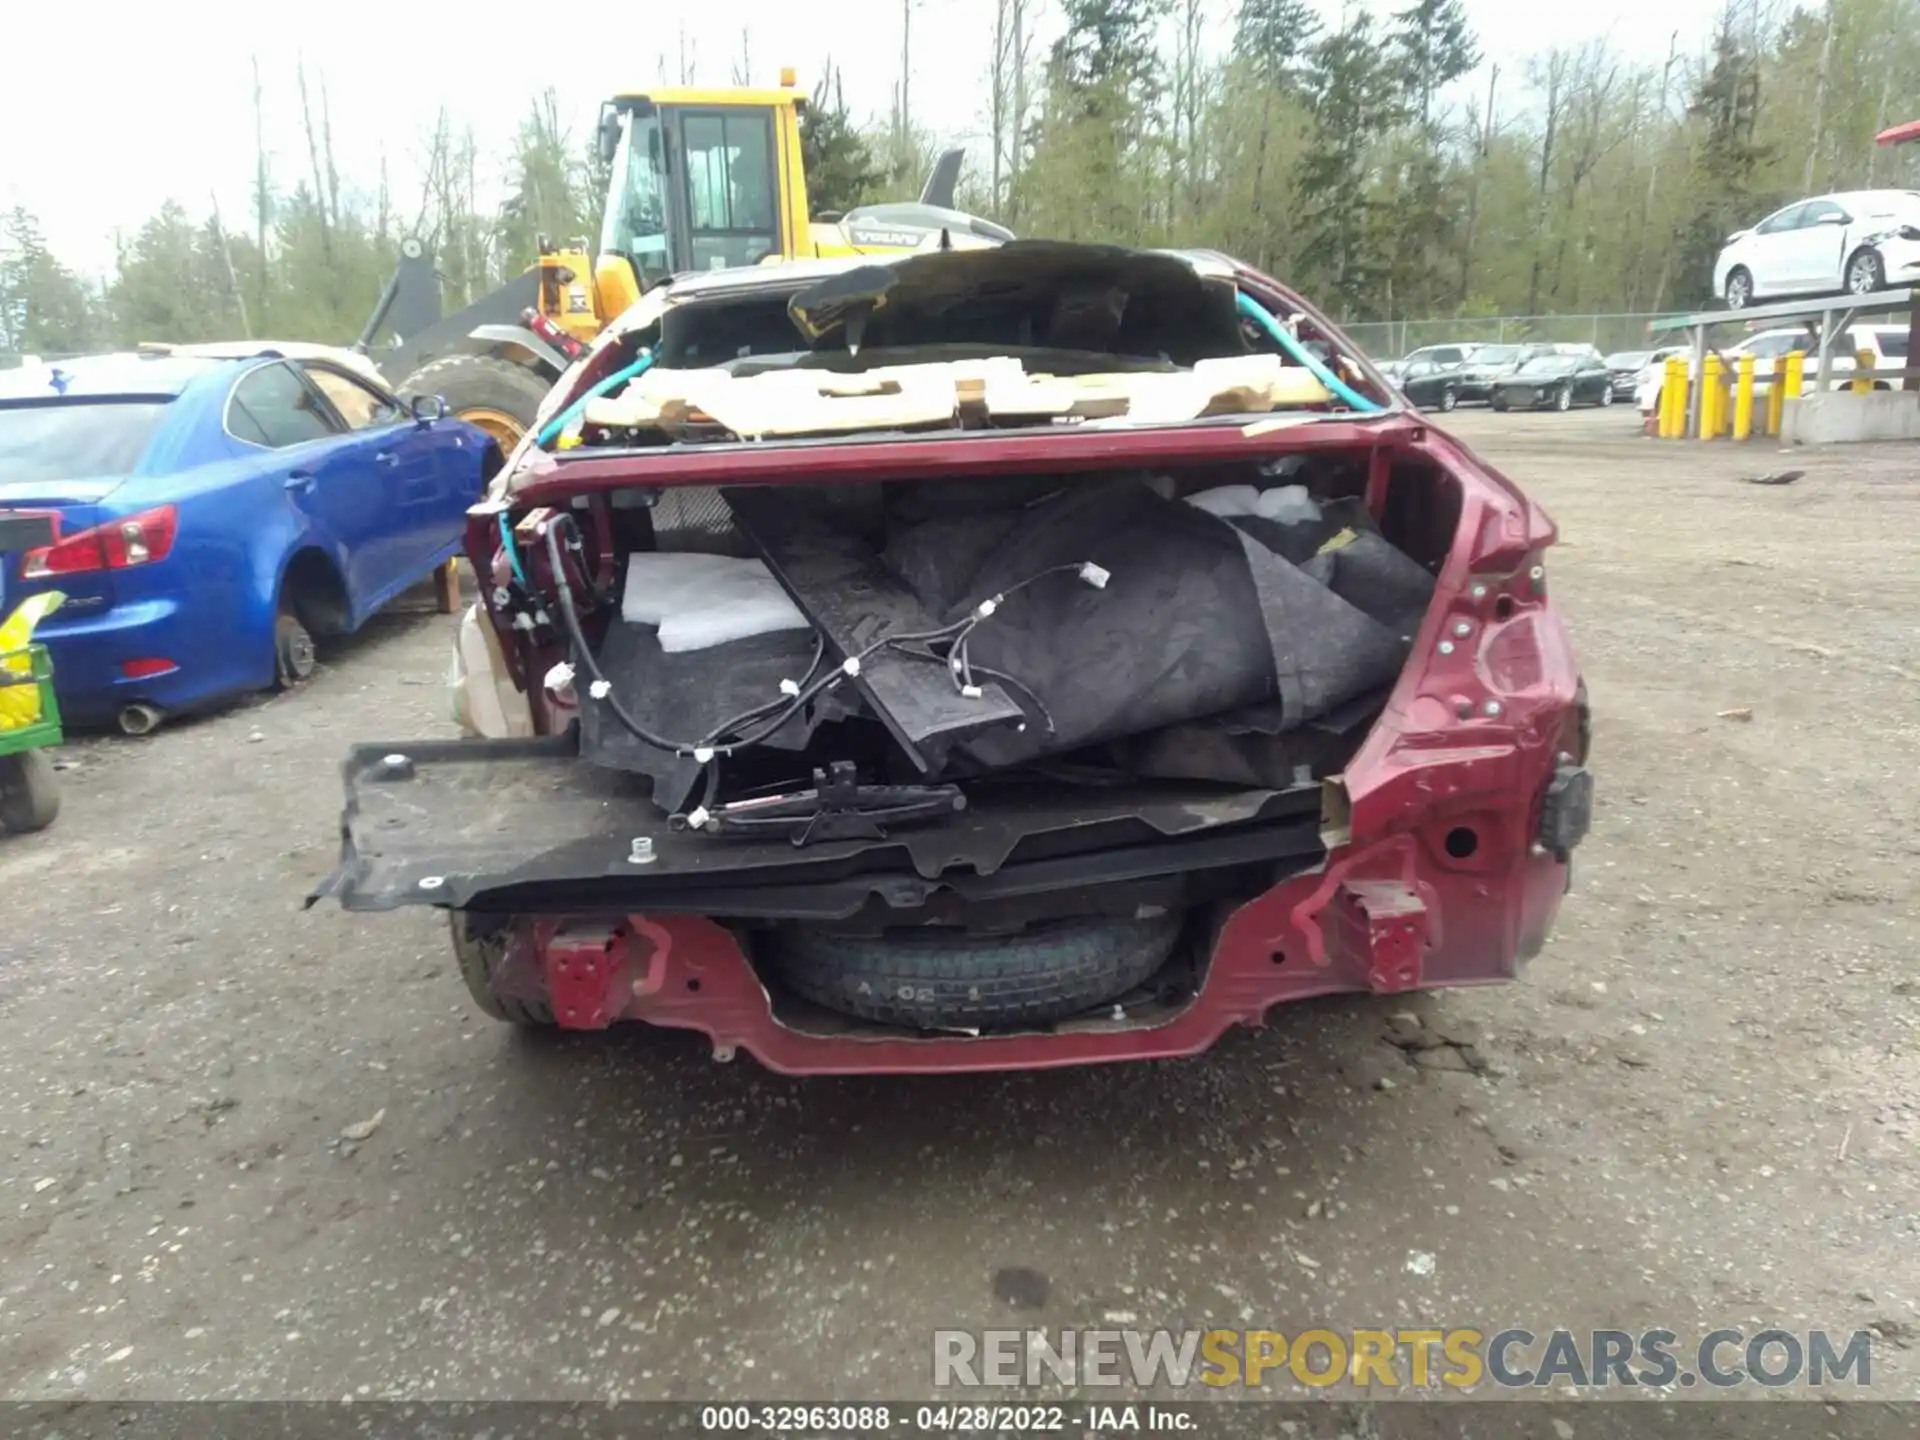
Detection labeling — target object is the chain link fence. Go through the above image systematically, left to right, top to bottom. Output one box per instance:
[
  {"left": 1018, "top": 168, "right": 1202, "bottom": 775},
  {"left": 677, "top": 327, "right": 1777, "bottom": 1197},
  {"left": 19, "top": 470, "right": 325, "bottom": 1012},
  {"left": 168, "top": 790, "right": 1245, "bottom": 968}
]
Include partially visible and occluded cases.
[{"left": 1342, "top": 314, "right": 1675, "bottom": 362}]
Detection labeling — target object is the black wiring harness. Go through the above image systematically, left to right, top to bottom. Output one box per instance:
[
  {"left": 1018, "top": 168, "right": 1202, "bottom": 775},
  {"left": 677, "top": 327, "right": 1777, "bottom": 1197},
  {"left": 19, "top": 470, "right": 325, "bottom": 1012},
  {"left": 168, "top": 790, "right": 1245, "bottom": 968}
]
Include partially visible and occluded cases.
[{"left": 537, "top": 514, "right": 1109, "bottom": 814}]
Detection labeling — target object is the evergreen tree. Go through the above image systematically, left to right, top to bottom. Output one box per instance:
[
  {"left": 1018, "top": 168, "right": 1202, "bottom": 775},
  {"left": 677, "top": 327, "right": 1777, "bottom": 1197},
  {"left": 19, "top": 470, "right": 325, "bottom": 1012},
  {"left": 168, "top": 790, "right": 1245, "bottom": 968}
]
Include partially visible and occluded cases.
[
  {"left": 1049, "top": 0, "right": 1171, "bottom": 115},
  {"left": 1234, "top": 0, "right": 1321, "bottom": 92},
  {"left": 1390, "top": 0, "right": 1480, "bottom": 128},
  {"left": 1678, "top": 8, "right": 1772, "bottom": 299},
  {"left": 1293, "top": 13, "right": 1402, "bottom": 317},
  {"left": 800, "top": 70, "right": 884, "bottom": 214},
  {"left": 496, "top": 91, "right": 596, "bottom": 265},
  {"left": 106, "top": 202, "right": 230, "bottom": 345},
  {"left": 0, "top": 207, "right": 102, "bottom": 355}
]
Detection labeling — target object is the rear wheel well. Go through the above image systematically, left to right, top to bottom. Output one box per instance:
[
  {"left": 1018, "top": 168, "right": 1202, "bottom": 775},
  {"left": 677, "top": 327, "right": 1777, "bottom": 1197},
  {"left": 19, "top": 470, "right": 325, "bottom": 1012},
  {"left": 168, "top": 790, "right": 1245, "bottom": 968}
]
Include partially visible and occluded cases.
[{"left": 281, "top": 548, "right": 350, "bottom": 637}]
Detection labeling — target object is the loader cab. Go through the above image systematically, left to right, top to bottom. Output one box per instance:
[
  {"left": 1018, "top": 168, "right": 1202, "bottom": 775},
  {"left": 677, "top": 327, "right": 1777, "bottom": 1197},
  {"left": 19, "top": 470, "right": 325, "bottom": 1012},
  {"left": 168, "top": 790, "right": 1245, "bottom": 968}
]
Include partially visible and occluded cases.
[{"left": 595, "top": 86, "right": 813, "bottom": 308}]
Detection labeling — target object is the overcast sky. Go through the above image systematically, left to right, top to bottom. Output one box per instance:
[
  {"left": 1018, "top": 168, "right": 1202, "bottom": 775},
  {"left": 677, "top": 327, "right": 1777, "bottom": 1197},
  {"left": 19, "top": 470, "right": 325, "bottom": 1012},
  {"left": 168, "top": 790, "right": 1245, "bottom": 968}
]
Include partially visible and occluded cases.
[{"left": 4, "top": 0, "right": 1716, "bottom": 277}]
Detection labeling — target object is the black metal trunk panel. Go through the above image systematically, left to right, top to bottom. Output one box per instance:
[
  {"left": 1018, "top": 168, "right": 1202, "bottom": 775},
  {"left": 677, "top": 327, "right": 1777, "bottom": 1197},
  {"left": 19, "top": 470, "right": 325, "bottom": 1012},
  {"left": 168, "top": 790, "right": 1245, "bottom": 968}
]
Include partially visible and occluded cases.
[{"left": 310, "top": 736, "right": 1322, "bottom": 917}]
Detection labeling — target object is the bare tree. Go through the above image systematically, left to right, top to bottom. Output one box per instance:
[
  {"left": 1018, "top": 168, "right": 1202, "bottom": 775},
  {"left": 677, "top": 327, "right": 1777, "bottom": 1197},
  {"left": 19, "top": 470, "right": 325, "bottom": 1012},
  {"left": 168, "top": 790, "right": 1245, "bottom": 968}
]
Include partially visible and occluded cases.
[
  {"left": 899, "top": 0, "right": 914, "bottom": 152},
  {"left": 989, "top": 0, "right": 1041, "bottom": 216},
  {"left": 1172, "top": 0, "right": 1208, "bottom": 226},
  {"left": 1804, "top": 0, "right": 1836, "bottom": 191},
  {"left": 677, "top": 23, "right": 698, "bottom": 84},
  {"left": 1633, "top": 34, "right": 1679, "bottom": 309},
  {"left": 1547, "top": 43, "right": 1625, "bottom": 305},
  {"left": 1525, "top": 52, "right": 1565, "bottom": 314},
  {"left": 250, "top": 55, "right": 271, "bottom": 327},
  {"left": 296, "top": 59, "right": 334, "bottom": 261},
  {"left": 1456, "top": 63, "right": 1499, "bottom": 305},
  {"left": 208, "top": 191, "right": 251, "bottom": 339}
]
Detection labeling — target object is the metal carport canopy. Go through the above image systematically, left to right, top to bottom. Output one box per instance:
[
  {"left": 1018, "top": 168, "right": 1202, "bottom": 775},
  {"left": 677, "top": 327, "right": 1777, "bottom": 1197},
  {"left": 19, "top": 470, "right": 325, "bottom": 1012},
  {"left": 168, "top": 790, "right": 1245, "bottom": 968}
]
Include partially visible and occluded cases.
[{"left": 1648, "top": 289, "right": 1916, "bottom": 437}]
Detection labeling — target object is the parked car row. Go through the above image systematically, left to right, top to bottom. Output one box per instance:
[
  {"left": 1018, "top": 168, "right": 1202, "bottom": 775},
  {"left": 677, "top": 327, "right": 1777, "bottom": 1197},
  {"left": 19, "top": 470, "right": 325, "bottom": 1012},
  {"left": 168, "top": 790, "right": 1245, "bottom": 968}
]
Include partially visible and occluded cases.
[
  {"left": 1392, "top": 340, "right": 1629, "bottom": 414},
  {"left": 0, "top": 348, "right": 495, "bottom": 735}
]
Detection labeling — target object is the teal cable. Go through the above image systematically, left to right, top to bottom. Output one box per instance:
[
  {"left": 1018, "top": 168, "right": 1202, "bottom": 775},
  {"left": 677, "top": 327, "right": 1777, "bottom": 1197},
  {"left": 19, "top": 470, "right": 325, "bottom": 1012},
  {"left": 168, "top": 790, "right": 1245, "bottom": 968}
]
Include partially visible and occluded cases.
[
  {"left": 1235, "top": 292, "right": 1382, "bottom": 413},
  {"left": 537, "top": 349, "right": 656, "bottom": 448}
]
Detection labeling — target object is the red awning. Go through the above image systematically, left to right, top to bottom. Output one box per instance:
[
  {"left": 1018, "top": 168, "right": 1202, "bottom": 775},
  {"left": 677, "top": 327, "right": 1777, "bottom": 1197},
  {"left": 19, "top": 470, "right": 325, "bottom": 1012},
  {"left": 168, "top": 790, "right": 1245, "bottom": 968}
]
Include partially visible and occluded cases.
[{"left": 1877, "top": 119, "right": 1920, "bottom": 145}]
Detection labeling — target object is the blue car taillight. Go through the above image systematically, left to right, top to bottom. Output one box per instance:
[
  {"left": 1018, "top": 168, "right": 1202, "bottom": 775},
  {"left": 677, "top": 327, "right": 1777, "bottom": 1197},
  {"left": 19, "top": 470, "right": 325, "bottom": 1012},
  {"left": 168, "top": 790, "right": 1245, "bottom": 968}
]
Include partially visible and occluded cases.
[{"left": 21, "top": 505, "right": 178, "bottom": 579}]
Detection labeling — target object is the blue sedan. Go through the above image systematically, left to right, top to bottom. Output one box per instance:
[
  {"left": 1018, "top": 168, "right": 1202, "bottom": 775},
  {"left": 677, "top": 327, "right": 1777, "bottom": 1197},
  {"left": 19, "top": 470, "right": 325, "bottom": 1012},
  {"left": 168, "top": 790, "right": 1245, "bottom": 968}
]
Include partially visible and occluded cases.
[{"left": 0, "top": 350, "right": 496, "bottom": 733}]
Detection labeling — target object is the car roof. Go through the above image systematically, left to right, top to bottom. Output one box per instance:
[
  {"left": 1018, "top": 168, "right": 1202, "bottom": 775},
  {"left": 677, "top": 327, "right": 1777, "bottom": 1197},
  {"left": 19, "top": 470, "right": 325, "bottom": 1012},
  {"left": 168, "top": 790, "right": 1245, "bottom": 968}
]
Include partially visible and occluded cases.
[
  {"left": 143, "top": 341, "right": 391, "bottom": 389},
  {"left": 0, "top": 352, "right": 228, "bottom": 401}
]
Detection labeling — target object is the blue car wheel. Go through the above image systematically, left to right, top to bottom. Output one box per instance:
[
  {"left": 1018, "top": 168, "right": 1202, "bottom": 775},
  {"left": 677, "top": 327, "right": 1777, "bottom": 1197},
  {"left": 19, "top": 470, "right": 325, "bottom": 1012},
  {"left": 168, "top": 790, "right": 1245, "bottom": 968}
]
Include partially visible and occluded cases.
[{"left": 274, "top": 610, "right": 318, "bottom": 688}]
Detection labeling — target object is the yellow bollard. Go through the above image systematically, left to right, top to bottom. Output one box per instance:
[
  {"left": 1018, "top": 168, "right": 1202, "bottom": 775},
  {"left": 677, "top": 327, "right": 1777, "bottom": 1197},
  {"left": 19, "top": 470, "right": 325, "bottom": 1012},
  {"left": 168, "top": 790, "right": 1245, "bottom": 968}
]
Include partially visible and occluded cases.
[
  {"left": 1851, "top": 347, "right": 1874, "bottom": 395},
  {"left": 1782, "top": 350, "right": 1805, "bottom": 401},
  {"left": 1732, "top": 353, "right": 1756, "bottom": 439},
  {"left": 1701, "top": 355, "right": 1725, "bottom": 439},
  {"left": 1659, "top": 357, "right": 1686, "bottom": 438},
  {"left": 1765, "top": 362, "right": 1785, "bottom": 435}
]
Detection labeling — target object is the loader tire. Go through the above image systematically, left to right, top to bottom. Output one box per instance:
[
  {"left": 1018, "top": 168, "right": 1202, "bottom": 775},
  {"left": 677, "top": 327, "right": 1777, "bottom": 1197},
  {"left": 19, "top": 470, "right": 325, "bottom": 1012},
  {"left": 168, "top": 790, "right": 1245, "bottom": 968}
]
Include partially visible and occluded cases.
[
  {"left": 400, "top": 355, "right": 551, "bottom": 448},
  {"left": 765, "top": 911, "right": 1183, "bottom": 1030}
]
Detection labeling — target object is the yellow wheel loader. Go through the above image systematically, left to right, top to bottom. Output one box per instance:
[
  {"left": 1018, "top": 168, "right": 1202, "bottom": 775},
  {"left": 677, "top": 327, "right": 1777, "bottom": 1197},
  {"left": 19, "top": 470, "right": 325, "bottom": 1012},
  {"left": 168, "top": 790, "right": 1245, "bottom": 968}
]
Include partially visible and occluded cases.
[{"left": 364, "top": 74, "right": 1010, "bottom": 446}]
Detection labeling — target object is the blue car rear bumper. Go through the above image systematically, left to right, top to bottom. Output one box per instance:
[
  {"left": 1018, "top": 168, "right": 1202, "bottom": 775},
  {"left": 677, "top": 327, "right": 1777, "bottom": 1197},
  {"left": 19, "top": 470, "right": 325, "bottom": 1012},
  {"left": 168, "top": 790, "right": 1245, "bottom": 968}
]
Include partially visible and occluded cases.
[{"left": 38, "top": 596, "right": 266, "bottom": 726}]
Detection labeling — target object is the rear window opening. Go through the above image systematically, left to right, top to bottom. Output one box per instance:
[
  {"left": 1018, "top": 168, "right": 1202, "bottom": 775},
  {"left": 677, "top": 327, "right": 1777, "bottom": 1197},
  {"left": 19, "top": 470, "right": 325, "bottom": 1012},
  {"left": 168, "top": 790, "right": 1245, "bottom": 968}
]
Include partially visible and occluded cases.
[{"left": 0, "top": 399, "right": 171, "bottom": 484}]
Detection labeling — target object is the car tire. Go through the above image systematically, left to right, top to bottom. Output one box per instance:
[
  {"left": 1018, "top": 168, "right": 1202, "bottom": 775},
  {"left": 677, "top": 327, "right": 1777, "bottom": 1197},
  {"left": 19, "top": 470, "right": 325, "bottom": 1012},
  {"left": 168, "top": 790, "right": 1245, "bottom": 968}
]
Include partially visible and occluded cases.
[
  {"left": 1845, "top": 249, "right": 1886, "bottom": 296},
  {"left": 1725, "top": 268, "right": 1753, "bottom": 309},
  {"left": 396, "top": 354, "right": 551, "bottom": 449},
  {"left": 1599, "top": 384, "right": 1615, "bottom": 407},
  {"left": 1554, "top": 385, "right": 1573, "bottom": 412},
  {"left": 1438, "top": 387, "right": 1458, "bottom": 412},
  {"left": 1490, "top": 393, "right": 1509, "bottom": 412},
  {"left": 273, "top": 609, "right": 318, "bottom": 688},
  {"left": 0, "top": 751, "right": 59, "bottom": 834},
  {"left": 766, "top": 911, "right": 1184, "bottom": 1030},
  {"left": 450, "top": 912, "right": 554, "bottom": 1025}
]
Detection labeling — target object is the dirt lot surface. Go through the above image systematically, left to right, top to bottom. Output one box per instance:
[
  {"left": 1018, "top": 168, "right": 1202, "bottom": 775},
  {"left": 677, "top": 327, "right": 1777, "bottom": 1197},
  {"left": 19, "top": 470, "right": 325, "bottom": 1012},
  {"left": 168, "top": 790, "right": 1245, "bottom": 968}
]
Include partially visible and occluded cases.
[{"left": 2, "top": 410, "right": 1915, "bottom": 1405}]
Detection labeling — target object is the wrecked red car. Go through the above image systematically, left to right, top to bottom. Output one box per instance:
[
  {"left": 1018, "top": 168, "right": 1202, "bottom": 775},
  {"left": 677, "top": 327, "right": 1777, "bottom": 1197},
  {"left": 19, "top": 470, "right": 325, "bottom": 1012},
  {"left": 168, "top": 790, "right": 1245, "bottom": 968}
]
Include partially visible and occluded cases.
[{"left": 315, "top": 242, "right": 1592, "bottom": 1075}]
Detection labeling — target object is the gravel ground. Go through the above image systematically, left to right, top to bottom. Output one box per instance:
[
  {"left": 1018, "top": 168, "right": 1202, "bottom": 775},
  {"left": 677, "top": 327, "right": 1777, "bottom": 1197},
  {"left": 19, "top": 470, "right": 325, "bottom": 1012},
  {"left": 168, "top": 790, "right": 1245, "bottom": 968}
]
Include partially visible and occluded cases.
[{"left": 1, "top": 410, "right": 1915, "bottom": 1404}]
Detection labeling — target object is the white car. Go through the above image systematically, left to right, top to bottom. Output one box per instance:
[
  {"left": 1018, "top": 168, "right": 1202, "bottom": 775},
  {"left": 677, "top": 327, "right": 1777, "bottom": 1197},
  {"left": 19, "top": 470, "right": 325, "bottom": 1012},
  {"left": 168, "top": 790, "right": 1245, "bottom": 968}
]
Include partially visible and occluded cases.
[
  {"left": 1712, "top": 190, "right": 1920, "bottom": 309},
  {"left": 1634, "top": 324, "right": 1911, "bottom": 414},
  {"left": 135, "top": 340, "right": 392, "bottom": 392}
]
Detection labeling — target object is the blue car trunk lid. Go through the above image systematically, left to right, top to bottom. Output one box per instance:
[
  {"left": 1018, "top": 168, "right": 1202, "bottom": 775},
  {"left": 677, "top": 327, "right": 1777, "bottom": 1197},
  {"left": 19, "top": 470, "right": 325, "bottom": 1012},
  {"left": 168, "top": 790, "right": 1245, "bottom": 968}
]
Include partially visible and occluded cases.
[{"left": 0, "top": 486, "right": 122, "bottom": 622}]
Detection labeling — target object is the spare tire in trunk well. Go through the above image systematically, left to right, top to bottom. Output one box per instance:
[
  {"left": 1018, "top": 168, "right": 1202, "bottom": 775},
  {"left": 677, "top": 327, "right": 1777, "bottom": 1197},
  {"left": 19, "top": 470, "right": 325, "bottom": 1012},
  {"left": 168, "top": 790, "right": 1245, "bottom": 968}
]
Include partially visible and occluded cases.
[{"left": 765, "top": 911, "right": 1183, "bottom": 1029}]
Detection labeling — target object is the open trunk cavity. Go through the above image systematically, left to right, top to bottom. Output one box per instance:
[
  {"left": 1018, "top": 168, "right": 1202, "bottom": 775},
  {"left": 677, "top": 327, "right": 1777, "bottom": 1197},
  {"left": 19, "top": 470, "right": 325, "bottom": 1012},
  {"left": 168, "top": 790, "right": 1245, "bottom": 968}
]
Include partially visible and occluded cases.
[
  {"left": 326, "top": 442, "right": 1464, "bottom": 1036},
  {"left": 565, "top": 451, "right": 1445, "bottom": 816}
]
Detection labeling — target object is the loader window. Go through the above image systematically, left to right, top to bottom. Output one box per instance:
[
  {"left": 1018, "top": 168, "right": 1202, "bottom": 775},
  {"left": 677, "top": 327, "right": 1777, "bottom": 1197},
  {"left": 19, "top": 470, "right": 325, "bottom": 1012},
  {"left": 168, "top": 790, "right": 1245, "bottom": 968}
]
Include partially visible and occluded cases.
[
  {"left": 680, "top": 111, "right": 779, "bottom": 271},
  {"left": 601, "top": 113, "right": 672, "bottom": 287}
]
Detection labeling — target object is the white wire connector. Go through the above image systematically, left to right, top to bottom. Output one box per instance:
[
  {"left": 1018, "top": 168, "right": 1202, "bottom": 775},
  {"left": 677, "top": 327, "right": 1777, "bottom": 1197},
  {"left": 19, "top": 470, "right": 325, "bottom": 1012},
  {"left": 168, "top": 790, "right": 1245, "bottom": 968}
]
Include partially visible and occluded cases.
[
  {"left": 1079, "top": 561, "right": 1111, "bottom": 589},
  {"left": 974, "top": 598, "right": 999, "bottom": 620},
  {"left": 841, "top": 656, "right": 862, "bottom": 678},
  {"left": 543, "top": 661, "right": 576, "bottom": 694},
  {"left": 778, "top": 677, "right": 802, "bottom": 697},
  {"left": 588, "top": 678, "right": 612, "bottom": 700},
  {"left": 961, "top": 684, "right": 984, "bottom": 699},
  {"left": 692, "top": 746, "right": 716, "bottom": 764},
  {"left": 686, "top": 805, "right": 711, "bottom": 831}
]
